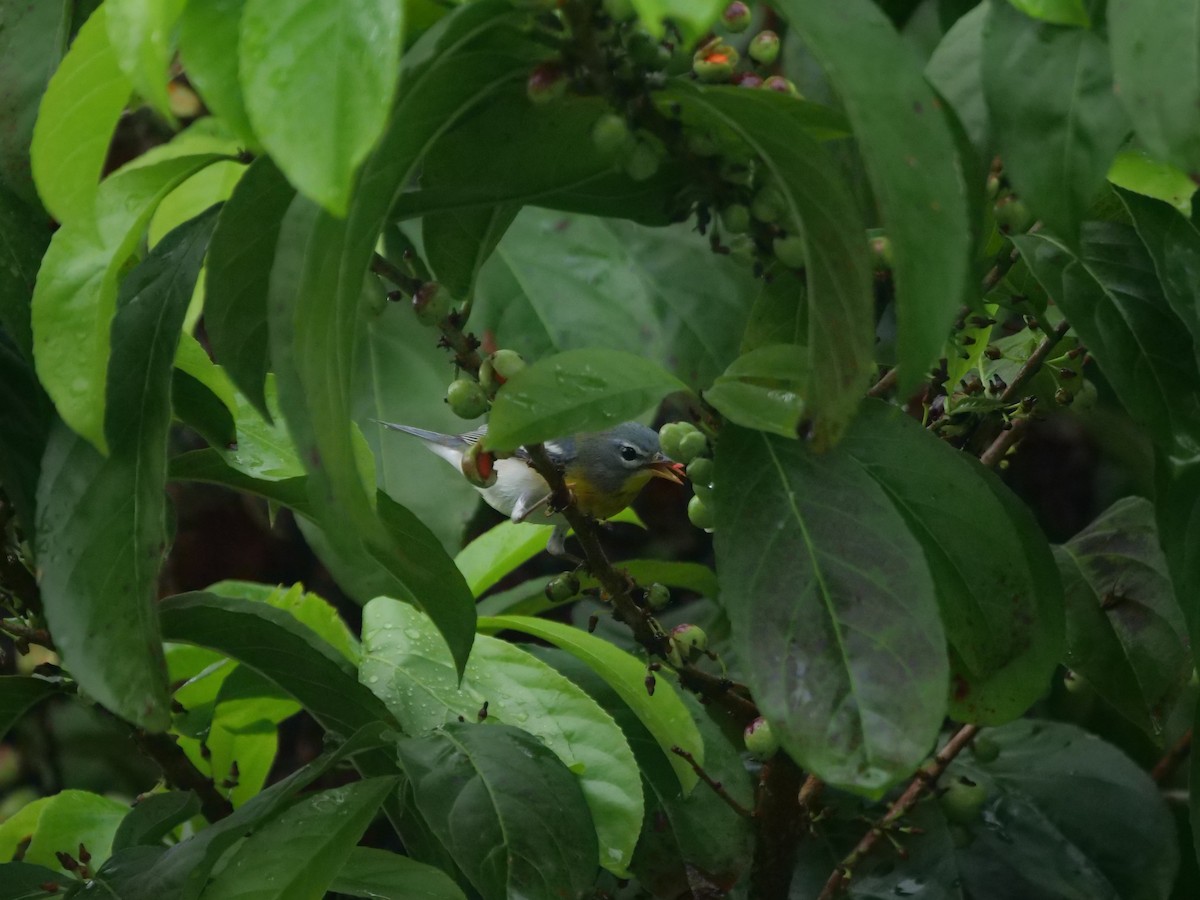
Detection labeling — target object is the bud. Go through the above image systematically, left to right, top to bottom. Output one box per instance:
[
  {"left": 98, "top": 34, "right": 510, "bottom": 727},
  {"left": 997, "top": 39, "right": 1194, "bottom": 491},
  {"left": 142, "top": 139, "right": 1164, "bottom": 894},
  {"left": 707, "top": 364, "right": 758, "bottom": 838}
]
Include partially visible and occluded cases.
[
  {"left": 722, "top": 2, "right": 752, "bottom": 33},
  {"left": 749, "top": 30, "right": 780, "bottom": 66},
  {"left": 693, "top": 43, "right": 739, "bottom": 83},
  {"left": 527, "top": 62, "right": 568, "bottom": 105},
  {"left": 737, "top": 72, "right": 764, "bottom": 89},
  {"left": 591, "top": 113, "right": 634, "bottom": 158},
  {"left": 720, "top": 204, "right": 752, "bottom": 234},
  {"left": 773, "top": 234, "right": 806, "bottom": 269},
  {"left": 412, "top": 282, "right": 451, "bottom": 325},
  {"left": 447, "top": 378, "right": 489, "bottom": 419},
  {"left": 461, "top": 442, "right": 498, "bottom": 488},
  {"left": 688, "top": 494, "right": 715, "bottom": 531},
  {"left": 545, "top": 572, "right": 581, "bottom": 603},
  {"left": 646, "top": 582, "right": 671, "bottom": 609},
  {"left": 744, "top": 717, "right": 779, "bottom": 760}
]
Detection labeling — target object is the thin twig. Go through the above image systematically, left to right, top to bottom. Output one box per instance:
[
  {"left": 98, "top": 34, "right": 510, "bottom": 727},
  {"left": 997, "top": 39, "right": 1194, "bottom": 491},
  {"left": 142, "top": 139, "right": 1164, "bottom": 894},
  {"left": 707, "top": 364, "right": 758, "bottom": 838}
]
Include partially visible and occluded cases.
[
  {"left": 369, "top": 252, "right": 423, "bottom": 296},
  {"left": 998, "top": 319, "right": 1071, "bottom": 405},
  {"left": 866, "top": 368, "right": 898, "bottom": 400},
  {"left": 979, "top": 417, "right": 1029, "bottom": 469},
  {"left": 0, "top": 619, "right": 55, "bottom": 652},
  {"left": 817, "top": 724, "right": 980, "bottom": 900},
  {"left": 1152, "top": 728, "right": 1192, "bottom": 784},
  {"left": 133, "top": 731, "right": 233, "bottom": 822},
  {"left": 671, "top": 745, "right": 753, "bottom": 818},
  {"left": 751, "top": 753, "right": 805, "bottom": 898}
]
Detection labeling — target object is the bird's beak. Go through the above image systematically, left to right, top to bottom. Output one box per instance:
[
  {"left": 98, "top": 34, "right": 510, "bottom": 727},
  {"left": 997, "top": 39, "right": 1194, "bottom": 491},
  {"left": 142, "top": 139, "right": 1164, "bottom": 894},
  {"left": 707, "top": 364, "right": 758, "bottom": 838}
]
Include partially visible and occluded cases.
[{"left": 648, "top": 458, "right": 687, "bottom": 484}]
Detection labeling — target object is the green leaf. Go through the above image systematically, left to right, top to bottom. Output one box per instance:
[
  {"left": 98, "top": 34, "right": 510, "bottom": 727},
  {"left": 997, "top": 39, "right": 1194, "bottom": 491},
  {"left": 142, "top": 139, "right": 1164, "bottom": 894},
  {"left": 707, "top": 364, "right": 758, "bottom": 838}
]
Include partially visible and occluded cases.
[
  {"left": 0, "top": 0, "right": 71, "bottom": 207},
  {"left": 104, "top": 0, "right": 184, "bottom": 119},
  {"left": 178, "top": 0, "right": 257, "bottom": 147},
  {"left": 240, "top": 0, "right": 402, "bottom": 215},
  {"left": 628, "top": 0, "right": 721, "bottom": 42},
  {"left": 774, "top": 0, "right": 971, "bottom": 392},
  {"left": 983, "top": 0, "right": 1129, "bottom": 243},
  {"left": 1007, "top": 0, "right": 1090, "bottom": 26},
  {"left": 1109, "top": 0, "right": 1200, "bottom": 177},
  {"left": 926, "top": 2, "right": 991, "bottom": 156},
  {"left": 29, "top": 5, "right": 131, "bottom": 224},
  {"left": 664, "top": 85, "right": 873, "bottom": 446},
  {"left": 398, "top": 91, "right": 682, "bottom": 227},
  {"left": 1109, "top": 150, "right": 1197, "bottom": 216},
  {"left": 31, "top": 152, "right": 223, "bottom": 452},
  {"left": 205, "top": 157, "right": 295, "bottom": 418},
  {"left": 0, "top": 187, "right": 48, "bottom": 362},
  {"left": 1118, "top": 189, "right": 1200, "bottom": 371},
  {"left": 424, "top": 205, "right": 518, "bottom": 300},
  {"left": 470, "top": 209, "right": 762, "bottom": 389},
  {"left": 35, "top": 210, "right": 217, "bottom": 730},
  {"left": 1014, "top": 226, "right": 1200, "bottom": 447},
  {"left": 703, "top": 344, "right": 808, "bottom": 438},
  {"left": 486, "top": 348, "right": 688, "bottom": 451},
  {"left": 842, "top": 401, "right": 1064, "bottom": 724},
  {"left": 713, "top": 425, "right": 948, "bottom": 793},
  {"left": 168, "top": 448, "right": 311, "bottom": 513},
  {"left": 1155, "top": 451, "right": 1200, "bottom": 653},
  {"left": 1055, "top": 497, "right": 1190, "bottom": 739},
  {"left": 210, "top": 579, "right": 360, "bottom": 662},
  {"left": 159, "top": 591, "right": 392, "bottom": 737},
  {"left": 361, "top": 599, "right": 643, "bottom": 874},
  {"left": 479, "top": 614, "right": 703, "bottom": 793},
  {"left": 533, "top": 648, "right": 753, "bottom": 896},
  {"left": 0, "top": 677, "right": 58, "bottom": 741},
  {"left": 952, "top": 719, "right": 1178, "bottom": 898},
  {"left": 395, "top": 723, "right": 599, "bottom": 900},
  {"left": 95, "top": 724, "right": 393, "bottom": 900},
  {"left": 203, "top": 777, "right": 397, "bottom": 900},
  {"left": 0, "top": 790, "right": 128, "bottom": 873},
  {"left": 111, "top": 792, "right": 201, "bottom": 851},
  {"left": 330, "top": 847, "right": 467, "bottom": 900},
  {"left": 0, "top": 862, "right": 69, "bottom": 899}
]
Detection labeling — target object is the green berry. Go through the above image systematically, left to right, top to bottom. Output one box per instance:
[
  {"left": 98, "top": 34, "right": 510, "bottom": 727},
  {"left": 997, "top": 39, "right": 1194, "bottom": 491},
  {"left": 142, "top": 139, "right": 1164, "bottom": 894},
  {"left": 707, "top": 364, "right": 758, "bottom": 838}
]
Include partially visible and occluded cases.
[
  {"left": 722, "top": 1, "right": 752, "bottom": 33},
  {"left": 627, "top": 30, "right": 669, "bottom": 69},
  {"left": 749, "top": 30, "right": 780, "bottom": 66},
  {"left": 693, "top": 44, "right": 739, "bottom": 83},
  {"left": 527, "top": 62, "right": 568, "bottom": 104},
  {"left": 762, "top": 75, "right": 800, "bottom": 97},
  {"left": 592, "top": 113, "right": 634, "bottom": 158},
  {"left": 623, "top": 139, "right": 662, "bottom": 182},
  {"left": 718, "top": 159, "right": 755, "bottom": 186},
  {"left": 751, "top": 184, "right": 785, "bottom": 223},
  {"left": 994, "top": 197, "right": 1033, "bottom": 234},
  {"left": 720, "top": 203, "right": 752, "bottom": 235},
  {"left": 774, "top": 234, "right": 806, "bottom": 269},
  {"left": 412, "top": 282, "right": 451, "bottom": 325},
  {"left": 490, "top": 348, "right": 526, "bottom": 382},
  {"left": 447, "top": 378, "right": 489, "bottom": 419},
  {"left": 659, "top": 421, "right": 697, "bottom": 459},
  {"left": 676, "top": 429, "right": 709, "bottom": 464},
  {"left": 460, "top": 442, "right": 498, "bottom": 488},
  {"left": 686, "top": 457, "right": 714, "bottom": 485},
  {"left": 693, "top": 481, "right": 714, "bottom": 505},
  {"left": 688, "top": 494, "right": 715, "bottom": 530},
  {"left": 545, "top": 572, "right": 581, "bottom": 603},
  {"left": 646, "top": 582, "right": 671, "bottom": 610},
  {"left": 671, "top": 623, "right": 708, "bottom": 655},
  {"left": 666, "top": 639, "right": 684, "bottom": 668},
  {"left": 744, "top": 717, "right": 779, "bottom": 760},
  {"left": 971, "top": 737, "right": 1001, "bottom": 764},
  {"left": 939, "top": 776, "right": 988, "bottom": 825}
]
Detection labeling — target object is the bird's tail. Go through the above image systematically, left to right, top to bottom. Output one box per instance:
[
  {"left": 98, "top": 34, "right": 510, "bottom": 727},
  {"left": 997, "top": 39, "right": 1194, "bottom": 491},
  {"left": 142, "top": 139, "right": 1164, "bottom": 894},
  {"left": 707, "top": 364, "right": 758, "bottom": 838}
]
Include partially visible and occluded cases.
[{"left": 375, "top": 421, "right": 467, "bottom": 450}]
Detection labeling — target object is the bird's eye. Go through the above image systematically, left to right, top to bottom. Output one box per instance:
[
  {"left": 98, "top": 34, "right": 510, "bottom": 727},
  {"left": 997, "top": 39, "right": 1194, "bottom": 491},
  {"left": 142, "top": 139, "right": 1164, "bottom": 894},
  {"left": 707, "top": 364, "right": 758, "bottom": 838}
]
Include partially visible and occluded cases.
[{"left": 619, "top": 445, "right": 638, "bottom": 462}]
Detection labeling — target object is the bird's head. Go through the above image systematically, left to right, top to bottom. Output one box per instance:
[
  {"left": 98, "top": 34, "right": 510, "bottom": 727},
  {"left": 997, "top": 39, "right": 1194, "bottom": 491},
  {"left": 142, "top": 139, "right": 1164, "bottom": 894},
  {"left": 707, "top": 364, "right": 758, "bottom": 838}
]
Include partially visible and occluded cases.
[{"left": 570, "top": 423, "right": 686, "bottom": 499}]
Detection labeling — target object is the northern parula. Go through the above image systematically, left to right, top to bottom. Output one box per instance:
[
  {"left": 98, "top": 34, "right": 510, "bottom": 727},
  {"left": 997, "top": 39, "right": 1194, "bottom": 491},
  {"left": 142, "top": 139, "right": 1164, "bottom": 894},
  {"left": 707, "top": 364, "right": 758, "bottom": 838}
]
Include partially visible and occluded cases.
[{"left": 380, "top": 421, "right": 685, "bottom": 557}]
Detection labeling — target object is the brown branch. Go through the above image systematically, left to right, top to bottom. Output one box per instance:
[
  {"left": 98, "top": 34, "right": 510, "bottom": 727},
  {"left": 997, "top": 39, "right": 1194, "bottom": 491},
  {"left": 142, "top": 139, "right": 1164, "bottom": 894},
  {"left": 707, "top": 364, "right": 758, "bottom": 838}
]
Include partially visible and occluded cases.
[
  {"left": 369, "top": 252, "right": 423, "bottom": 296},
  {"left": 998, "top": 319, "right": 1071, "bottom": 406},
  {"left": 866, "top": 368, "right": 898, "bottom": 400},
  {"left": 979, "top": 417, "right": 1029, "bottom": 469},
  {"left": 0, "top": 619, "right": 56, "bottom": 652},
  {"left": 817, "top": 724, "right": 979, "bottom": 900},
  {"left": 1152, "top": 728, "right": 1192, "bottom": 784},
  {"left": 133, "top": 731, "right": 233, "bottom": 822},
  {"left": 671, "top": 745, "right": 753, "bottom": 818},
  {"left": 751, "top": 753, "right": 805, "bottom": 899}
]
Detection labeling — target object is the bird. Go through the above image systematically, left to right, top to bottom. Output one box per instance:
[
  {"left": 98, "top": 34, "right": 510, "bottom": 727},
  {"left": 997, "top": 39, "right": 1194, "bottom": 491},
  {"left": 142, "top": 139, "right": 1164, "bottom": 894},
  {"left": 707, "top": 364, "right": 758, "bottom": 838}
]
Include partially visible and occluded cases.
[{"left": 378, "top": 421, "right": 685, "bottom": 557}]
